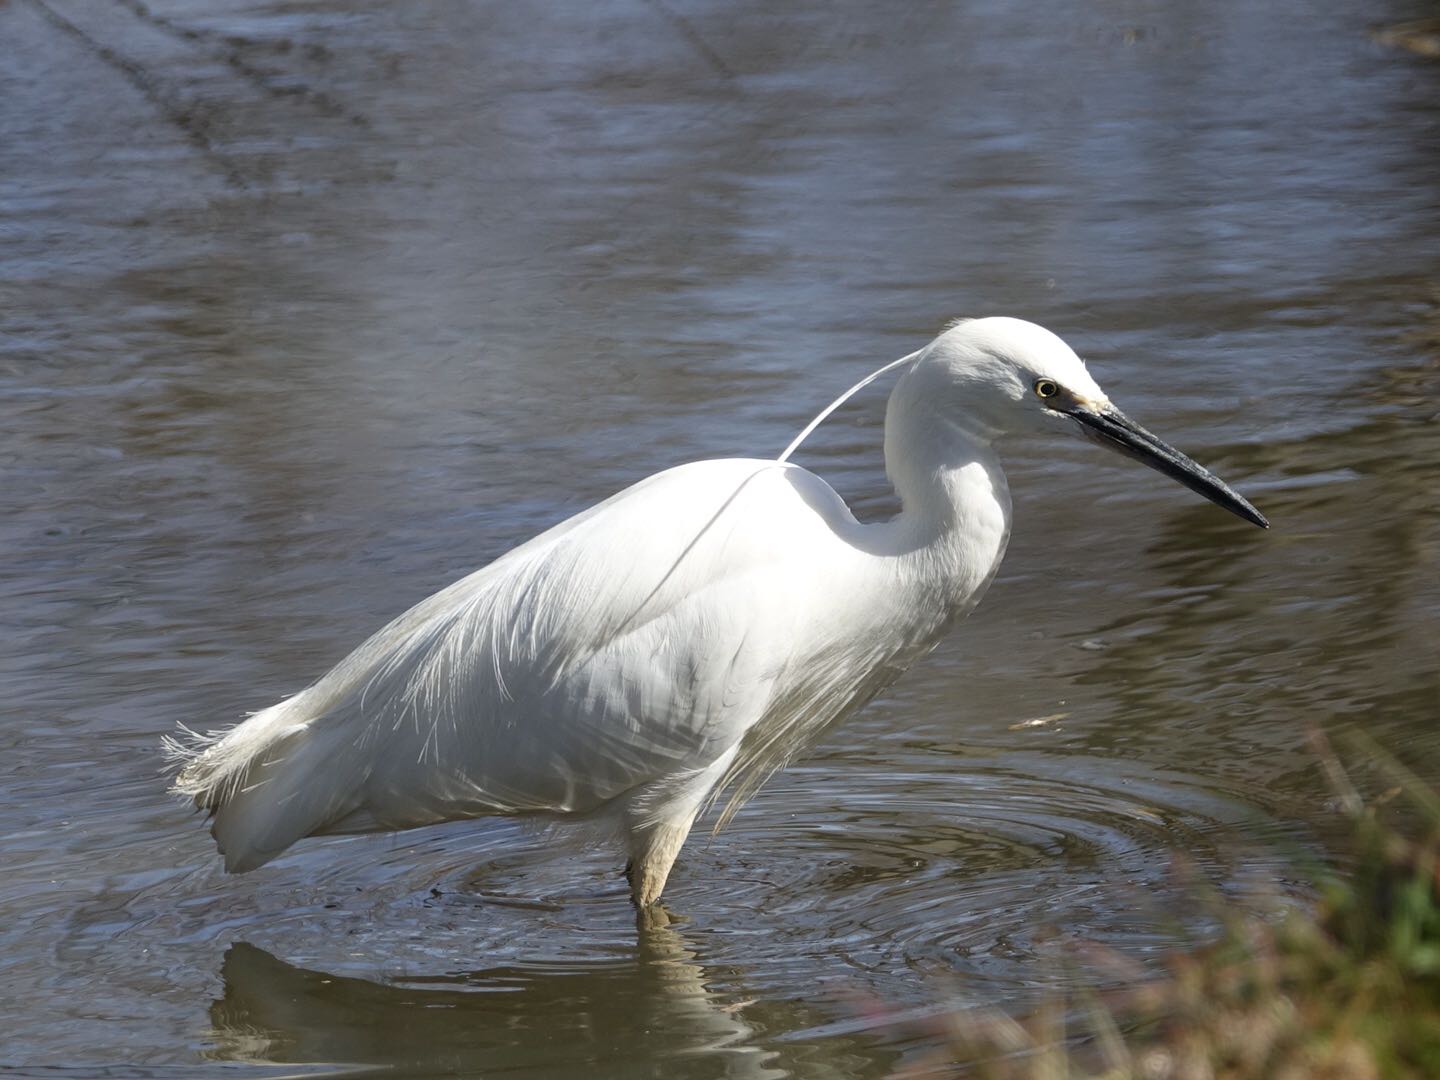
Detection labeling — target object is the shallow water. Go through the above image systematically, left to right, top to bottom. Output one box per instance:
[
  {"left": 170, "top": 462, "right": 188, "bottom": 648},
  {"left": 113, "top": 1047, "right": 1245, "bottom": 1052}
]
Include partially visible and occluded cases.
[{"left": 2, "top": 0, "right": 1438, "bottom": 1075}]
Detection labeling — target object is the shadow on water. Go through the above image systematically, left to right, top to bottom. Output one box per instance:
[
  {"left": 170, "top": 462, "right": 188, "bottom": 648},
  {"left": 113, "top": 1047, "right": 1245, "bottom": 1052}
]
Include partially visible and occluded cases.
[{"left": 206, "top": 915, "right": 895, "bottom": 1079}]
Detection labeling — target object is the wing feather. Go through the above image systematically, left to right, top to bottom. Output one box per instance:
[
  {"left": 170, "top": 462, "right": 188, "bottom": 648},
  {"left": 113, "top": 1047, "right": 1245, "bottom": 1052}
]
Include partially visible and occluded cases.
[{"left": 171, "top": 459, "right": 863, "bottom": 869}]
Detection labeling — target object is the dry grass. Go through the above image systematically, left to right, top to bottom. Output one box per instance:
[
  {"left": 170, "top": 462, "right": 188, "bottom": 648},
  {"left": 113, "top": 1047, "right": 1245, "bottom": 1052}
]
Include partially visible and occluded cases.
[{"left": 890, "top": 731, "right": 1440, "bottom": 1079}]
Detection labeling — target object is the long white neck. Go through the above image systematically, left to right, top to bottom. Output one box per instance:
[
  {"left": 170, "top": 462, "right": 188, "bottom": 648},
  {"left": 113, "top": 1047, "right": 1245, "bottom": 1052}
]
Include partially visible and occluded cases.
[{"left": 878, "top": 361, "right": 1013, "bottom": 615}]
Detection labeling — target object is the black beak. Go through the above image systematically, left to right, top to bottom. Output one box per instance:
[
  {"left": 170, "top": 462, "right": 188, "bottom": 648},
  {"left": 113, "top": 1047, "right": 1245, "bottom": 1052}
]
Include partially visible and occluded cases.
[{"left": 1065, "top": 403, "right": 1269, "bottom": 529}]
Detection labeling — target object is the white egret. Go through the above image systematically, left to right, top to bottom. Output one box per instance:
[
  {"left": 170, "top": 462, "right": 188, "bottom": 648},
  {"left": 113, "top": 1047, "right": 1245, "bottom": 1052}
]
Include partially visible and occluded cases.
[{"left": 169, "top": 317, "right": 1267, "bottom": 906}]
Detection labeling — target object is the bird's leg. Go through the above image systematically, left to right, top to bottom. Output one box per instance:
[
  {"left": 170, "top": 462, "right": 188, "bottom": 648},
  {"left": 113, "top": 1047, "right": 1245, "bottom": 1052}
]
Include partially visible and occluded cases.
[
  {"left": 621, "top": 745, "right": 736, "bottom": 907},
  {"left": 625, "top": 819, "right": 694, "bottom": 907}
]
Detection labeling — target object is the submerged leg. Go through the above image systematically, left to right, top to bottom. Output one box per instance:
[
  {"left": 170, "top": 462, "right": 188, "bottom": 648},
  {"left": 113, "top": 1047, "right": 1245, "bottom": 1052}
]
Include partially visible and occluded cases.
[
  {"left": 621, "top": 743, "right": 739, "bottom": 907},
  {"left": 625, "top": 818, "right": 695, "bottom": 907}
]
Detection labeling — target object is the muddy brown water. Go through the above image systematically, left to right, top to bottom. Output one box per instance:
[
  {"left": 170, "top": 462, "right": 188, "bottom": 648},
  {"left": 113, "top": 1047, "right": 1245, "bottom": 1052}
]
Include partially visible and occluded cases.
[{"left": 1, "top": 1, "right": 1437, "bottom": 1075}]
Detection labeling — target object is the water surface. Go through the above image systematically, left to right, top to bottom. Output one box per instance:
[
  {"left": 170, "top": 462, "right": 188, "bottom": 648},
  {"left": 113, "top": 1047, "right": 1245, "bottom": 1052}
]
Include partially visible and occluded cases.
[{"left": 1, "top": 0, "right": 1438, "bottom": 1075}]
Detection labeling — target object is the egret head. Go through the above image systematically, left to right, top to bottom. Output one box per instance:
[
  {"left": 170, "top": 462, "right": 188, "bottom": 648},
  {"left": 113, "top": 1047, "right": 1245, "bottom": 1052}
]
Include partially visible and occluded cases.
[{"left": 912, "top": 317, "right": 1268, "bottom": 527}]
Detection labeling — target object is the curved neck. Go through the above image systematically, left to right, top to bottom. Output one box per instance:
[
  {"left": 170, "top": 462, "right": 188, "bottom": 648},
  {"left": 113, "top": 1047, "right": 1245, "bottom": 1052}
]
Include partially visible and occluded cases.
[
  {"left": 875, "top": 364, "right": 1013, "bottom": 614},
  {"left": 884, "top": 367, "right": 1008, "bottom": 528}
]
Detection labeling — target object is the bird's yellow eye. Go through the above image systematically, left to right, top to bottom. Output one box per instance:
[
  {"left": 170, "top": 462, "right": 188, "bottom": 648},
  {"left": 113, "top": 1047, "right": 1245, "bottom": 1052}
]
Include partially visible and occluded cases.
[{"left": 1034, "top": 378, "right": 1060, "bottom": 399}]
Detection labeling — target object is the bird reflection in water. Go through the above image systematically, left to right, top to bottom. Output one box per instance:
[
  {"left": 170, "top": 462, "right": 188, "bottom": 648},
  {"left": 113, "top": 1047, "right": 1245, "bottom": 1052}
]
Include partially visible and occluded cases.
[{"left": 204, "top": 912, "right": 801, "bottom": 1078}]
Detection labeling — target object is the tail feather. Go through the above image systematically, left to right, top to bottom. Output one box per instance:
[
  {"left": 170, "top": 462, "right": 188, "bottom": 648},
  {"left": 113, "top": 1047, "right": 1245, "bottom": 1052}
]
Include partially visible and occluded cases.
[{"left": 167, "top": 692, "right": 367, "bottom": 872}]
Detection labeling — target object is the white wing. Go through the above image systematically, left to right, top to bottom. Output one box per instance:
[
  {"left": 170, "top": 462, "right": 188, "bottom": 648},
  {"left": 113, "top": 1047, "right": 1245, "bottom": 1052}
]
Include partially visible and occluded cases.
[{"left": 171, "top": 458, "right": 880, "bottom": 870}]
